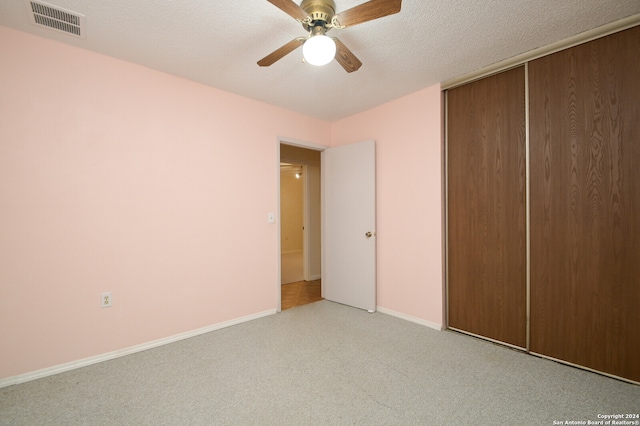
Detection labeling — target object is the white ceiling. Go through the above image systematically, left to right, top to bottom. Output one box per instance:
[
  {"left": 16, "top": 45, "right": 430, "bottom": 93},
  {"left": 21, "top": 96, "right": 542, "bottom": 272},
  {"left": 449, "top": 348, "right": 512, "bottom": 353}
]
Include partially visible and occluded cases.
[{"left": 2, "top": 0, "right": 639, "bottom": 121}]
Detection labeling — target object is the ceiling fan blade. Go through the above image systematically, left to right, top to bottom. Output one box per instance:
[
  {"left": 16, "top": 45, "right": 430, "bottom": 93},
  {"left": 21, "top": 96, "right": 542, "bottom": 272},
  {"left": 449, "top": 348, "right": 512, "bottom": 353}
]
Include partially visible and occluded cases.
[
  {"left": 266, "top": 0, "right": 309, "bottom": 22},
  {"left": 334, "top": 0, "right": 401, "bottom": 28},
  {"left": 258, "top": 38, "right": 305, "bottom": 67},
  {"left": 333, "top": 38, "right": 362, "bottom": 73}
]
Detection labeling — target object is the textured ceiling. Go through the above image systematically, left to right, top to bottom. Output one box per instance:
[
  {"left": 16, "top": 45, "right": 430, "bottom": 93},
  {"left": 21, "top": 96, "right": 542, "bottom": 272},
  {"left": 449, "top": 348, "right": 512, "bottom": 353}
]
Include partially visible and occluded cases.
[{"left": 1, "top": 0, "right": 639, "bottom": 121}]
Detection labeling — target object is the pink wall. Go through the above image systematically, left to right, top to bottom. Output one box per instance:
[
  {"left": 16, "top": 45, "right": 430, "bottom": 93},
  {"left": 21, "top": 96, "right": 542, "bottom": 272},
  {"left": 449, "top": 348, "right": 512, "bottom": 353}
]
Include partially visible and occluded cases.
[
  {"left": 1, "top": 25, "right": 444, "bottom": 381},
  {"left": 0, "top": 27, "right": 331, "bottom": 379},
  {"left": 331, "top": 86, "right": 444, "bottom": 326}
]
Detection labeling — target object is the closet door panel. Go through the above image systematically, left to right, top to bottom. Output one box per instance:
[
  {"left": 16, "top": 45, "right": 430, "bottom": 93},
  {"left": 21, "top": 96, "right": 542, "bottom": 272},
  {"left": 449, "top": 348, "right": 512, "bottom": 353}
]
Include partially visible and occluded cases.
[
  {"left": 529, "top": 26, "right": 640, "bottom": 382},
  {"left": 447, "top": 66, "right": 527, "bottom": 348}
]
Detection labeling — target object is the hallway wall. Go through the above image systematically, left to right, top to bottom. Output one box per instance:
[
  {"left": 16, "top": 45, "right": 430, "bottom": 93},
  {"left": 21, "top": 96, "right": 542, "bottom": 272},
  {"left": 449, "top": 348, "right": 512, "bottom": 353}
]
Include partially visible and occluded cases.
[{"left": 280, "top": 172, "right": 304, "bottom": 254}]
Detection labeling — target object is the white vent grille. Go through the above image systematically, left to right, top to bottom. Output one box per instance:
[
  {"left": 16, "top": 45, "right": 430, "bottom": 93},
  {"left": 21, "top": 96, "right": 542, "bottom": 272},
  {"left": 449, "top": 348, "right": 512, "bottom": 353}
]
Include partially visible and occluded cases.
[{"left": 26, "top": 0, "right": 85, "bottom": 39}]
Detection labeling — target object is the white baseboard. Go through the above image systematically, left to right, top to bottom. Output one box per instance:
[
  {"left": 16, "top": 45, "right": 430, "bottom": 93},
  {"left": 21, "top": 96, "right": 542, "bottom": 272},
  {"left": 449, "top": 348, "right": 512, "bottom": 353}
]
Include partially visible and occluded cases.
[
  {"left": 308, "top": 274, "right": 321, "bottom": 281},
  {"left": 376, "top": 306, "right": 443, "bottom": 331},
  {"left": 0, "top": 309, "right": 277, "bottom": 389}
]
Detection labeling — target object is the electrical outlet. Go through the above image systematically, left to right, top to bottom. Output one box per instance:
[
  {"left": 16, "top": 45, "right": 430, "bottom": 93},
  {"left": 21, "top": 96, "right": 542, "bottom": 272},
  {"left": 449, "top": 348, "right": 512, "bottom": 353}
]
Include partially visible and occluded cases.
[{"left": 101, "top": 292, "right": 112, "bottom": 308}]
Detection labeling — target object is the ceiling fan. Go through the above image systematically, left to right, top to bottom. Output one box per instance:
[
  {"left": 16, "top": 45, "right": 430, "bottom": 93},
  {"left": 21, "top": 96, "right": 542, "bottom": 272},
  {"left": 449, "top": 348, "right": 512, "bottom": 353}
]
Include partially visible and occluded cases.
[{"left": 258, "top": 0, "right": 402, "bottom": 73}]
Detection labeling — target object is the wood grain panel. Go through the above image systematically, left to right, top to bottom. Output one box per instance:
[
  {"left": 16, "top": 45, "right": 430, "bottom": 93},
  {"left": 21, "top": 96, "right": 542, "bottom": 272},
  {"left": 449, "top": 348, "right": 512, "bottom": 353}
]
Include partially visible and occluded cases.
[
  {"left": 529, "top": 26, "right": 640, "bottom": 382},
  {"left": 447, "top": 66, "right": 527, "bottom": 348}
]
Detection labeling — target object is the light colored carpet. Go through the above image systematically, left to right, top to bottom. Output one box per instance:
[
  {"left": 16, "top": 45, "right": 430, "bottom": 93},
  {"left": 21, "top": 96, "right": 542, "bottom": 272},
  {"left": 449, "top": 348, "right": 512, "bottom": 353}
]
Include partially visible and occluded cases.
[
  {"left": 281, "top": 251, "right": 303, "bottom": 284},
  {"left": 1, "top": 301, "right": 638, "bottom": 425}
]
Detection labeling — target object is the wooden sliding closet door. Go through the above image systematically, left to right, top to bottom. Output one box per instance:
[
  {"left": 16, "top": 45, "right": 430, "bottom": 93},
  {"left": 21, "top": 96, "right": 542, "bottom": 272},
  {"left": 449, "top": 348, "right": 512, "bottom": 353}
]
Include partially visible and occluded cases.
[
  {"left": 529, "top": 26, "right": 640, "bottom": 382},
  {"left": 447, "top": 66, "right": 527, "bottom": 348}
]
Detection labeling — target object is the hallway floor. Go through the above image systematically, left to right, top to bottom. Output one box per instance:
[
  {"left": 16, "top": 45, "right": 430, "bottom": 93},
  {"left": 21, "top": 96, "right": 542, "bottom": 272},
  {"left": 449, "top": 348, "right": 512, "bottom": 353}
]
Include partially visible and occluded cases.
[{"left": 281, "top": 279, "right": 322, "bottom": 310}]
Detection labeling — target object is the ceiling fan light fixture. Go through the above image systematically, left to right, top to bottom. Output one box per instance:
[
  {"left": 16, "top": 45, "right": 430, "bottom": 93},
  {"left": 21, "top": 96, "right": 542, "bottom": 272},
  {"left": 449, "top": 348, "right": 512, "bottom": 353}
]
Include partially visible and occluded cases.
[{"left": 302, "top": 34, "right": 336, "bottom": 66}]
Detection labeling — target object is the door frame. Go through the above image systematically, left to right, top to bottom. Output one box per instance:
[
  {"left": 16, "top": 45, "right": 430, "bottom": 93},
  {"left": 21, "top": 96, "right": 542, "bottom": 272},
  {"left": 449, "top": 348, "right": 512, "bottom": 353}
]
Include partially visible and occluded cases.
[{"left": 277, "top": 137, "right": 327, "bottom": 312}]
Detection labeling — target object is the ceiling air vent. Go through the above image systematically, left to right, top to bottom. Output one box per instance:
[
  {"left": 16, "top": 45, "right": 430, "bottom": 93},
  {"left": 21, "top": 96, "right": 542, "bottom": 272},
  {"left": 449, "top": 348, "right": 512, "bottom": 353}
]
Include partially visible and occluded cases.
[{"left": 25, "top": 0, "right": 85, "bottom": 39}]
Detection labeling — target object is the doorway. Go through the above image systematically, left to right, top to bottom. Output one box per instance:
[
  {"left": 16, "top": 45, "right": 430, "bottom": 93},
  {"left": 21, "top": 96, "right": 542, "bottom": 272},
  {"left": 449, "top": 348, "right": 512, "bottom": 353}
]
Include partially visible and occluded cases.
[{"left": 279, "top": 143, "right": 322, "bottom": 310}]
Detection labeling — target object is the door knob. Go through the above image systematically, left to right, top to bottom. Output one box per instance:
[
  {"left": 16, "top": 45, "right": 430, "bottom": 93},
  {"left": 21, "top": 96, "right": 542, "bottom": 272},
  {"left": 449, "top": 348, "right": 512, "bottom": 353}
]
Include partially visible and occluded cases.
[{"left": 365, "top": 231, "right": 374, "bottom": 238}]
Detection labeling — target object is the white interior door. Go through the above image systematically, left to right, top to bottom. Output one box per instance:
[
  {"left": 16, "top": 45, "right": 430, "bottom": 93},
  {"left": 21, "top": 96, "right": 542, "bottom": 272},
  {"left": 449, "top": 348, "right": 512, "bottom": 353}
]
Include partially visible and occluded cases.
[{"left": 322, "top": 140, "right": 376, "bottom": 312}]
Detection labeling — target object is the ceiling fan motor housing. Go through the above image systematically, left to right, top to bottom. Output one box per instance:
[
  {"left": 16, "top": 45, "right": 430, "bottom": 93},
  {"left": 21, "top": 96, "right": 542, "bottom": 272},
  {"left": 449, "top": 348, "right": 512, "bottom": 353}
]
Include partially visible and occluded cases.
[
  {"left": 259, "top": 0, "right": 398, "bottom": 72},
  {"left": 300, "top": 0, "right": 336, "bottom": 31}
]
